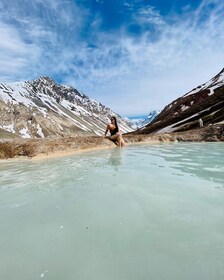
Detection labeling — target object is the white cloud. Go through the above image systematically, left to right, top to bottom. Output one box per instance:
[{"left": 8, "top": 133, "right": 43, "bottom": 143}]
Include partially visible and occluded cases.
[
  {"left": 0, "top": 0, "right": 223, "bottom": 116},
  {"left": 0, "top": 0, "right": 86, "bottom": 81},
  {"left": 76, "top": 0, "right": 224, "bottom": 116},
  {"left": 136, "top": 6, "right": 165, "bottom": 26},
  {"left": 0, "top": 22, "right": 41, "bottom": 79}
]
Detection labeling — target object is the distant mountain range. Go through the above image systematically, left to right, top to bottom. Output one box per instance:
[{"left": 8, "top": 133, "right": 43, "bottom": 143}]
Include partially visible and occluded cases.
[
  {"left": 1, "top": 68, "right": 223, "bottom": 140},
  {"left": 136, "top": 68, "right": 224, "bottom": 134},
  {"left": 0, "top": 77, "right": 133, "bottom": 138},
  {"left": 125, "top": 111, "right": 160, "bottom": 129}
]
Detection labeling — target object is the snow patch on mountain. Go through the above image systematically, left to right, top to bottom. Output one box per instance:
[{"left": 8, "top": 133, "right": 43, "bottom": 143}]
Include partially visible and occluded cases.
[
  {"left": 138, "top": 68, "right": 224, "bottom": 134},
  {"left": 184, "top": 69, "right": 224, "bottom": 97},
  {"left": 0, "top": 77, "right": 133, "bottom": 138},
  {"left": 1, "top": 124, "right": 15, "bottom": 133},
  {"left": 19, "top": 127, "right": 31, "bottom": 138}
]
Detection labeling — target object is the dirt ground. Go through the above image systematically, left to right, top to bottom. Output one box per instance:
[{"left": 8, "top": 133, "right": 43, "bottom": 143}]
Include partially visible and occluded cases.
[{"left": 0, "top": 124, "right": 223, "bottom": 159}]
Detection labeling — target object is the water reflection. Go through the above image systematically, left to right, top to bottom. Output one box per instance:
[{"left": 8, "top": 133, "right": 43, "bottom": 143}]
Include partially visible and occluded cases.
[
  {"left": 1, "top": 143, "right": 223, "bottom": 192},
  {"left": 159, "top": 143, "right": 224, "bottom": 187},
  {"left": 1, "top": 144, "right": 224, "bottom": 280},
  {"left": 108, "top": 149, "right": 122, "bottom": 171}
]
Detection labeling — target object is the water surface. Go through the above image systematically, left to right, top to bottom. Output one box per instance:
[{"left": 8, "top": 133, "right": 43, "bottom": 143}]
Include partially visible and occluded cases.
[{"left": 0, "top": 143, "right": 224, "bottom": 280}]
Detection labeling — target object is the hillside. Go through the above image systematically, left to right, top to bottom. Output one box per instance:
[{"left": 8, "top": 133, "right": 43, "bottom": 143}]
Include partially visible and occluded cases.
[
  {"left": 136, "top": 68, "right": 224, "bottom": 134},
  {"left": 0, "top": 77, "right": 133, "bottom": 138}
]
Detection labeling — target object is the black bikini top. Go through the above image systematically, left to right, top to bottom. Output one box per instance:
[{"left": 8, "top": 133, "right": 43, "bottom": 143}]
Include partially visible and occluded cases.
[{"left": 110, "top": 126, "right": 118, "bottom": 136}]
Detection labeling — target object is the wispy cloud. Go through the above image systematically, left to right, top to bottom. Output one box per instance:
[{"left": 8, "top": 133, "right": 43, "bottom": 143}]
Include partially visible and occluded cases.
[
  {"left": 0, "top": 0, "right": 224, "bottom": 116},
  {"left": 0, "top": 21, "right": 40, "bottom": 79}
]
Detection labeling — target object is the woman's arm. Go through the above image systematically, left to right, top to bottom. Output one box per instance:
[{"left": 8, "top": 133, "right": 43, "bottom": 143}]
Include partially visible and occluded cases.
[{"left": 104, "top": 125, "right": 109, "bottom": 136}]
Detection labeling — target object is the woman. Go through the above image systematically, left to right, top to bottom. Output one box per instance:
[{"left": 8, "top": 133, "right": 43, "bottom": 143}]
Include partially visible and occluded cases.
[{"left": 104, "top": 116, "right": 125, "bottom": 147}]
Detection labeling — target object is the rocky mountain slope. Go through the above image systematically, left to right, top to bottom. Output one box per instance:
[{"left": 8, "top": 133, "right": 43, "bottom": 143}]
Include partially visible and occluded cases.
[
  {"left": 136, "top": 68, "right": 224, "bottom": 134},
  {"left": 0, "top": 77, "right": 133, "bottom": 138}
]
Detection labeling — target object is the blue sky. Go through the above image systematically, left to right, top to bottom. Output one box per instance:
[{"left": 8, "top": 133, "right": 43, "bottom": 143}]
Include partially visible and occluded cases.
[{"left": 0, "top": 0, "right": 224, "bottom": 117}]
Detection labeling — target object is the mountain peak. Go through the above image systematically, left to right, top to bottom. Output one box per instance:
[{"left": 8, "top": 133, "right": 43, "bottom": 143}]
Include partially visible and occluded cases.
[
  {"left": 32, "top": 76, "right": 57, "bottom": 86},
  {"left": 0, "top": 78, "right": 133, "bottom": 138}
]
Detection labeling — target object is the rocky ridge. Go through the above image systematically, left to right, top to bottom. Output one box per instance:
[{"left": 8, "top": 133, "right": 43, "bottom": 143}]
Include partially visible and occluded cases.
[
  {"left": 136, "top": 68, "right": 224, "bottom": 134},
  {"left": 0, "top": 77, "right": 133, "bottom": 138}
]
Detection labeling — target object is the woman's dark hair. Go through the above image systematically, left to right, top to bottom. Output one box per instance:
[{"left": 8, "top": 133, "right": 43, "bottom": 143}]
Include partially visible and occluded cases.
[{"left": 111, "top": 116, "right": 119, "bottom": 130}]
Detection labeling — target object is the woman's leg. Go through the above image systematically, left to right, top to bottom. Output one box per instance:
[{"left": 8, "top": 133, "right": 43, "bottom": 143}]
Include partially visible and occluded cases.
[
  {"left": 109, "top": 134, "right": 121, "bottom": 147},
  {"left": 117, "top": 135, "right": 122, "bottom": 147},
  {"left": 121, "top": 136, "right": 125, "bottom": 147}
]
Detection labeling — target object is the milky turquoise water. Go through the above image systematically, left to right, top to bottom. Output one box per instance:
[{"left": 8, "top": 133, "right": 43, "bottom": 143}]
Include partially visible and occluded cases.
[{"left": 0, "top": 143, "right": 224, "bottom": 280}]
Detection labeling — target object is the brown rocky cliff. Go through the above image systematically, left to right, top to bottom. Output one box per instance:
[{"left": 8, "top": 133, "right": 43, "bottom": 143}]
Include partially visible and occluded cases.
[{"left": 135, "top": 68, "right": 224, "bottom": 134}]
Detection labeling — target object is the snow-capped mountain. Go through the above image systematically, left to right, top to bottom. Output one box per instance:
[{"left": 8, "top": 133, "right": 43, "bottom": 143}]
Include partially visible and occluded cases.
[
  {"left": 137, "top": 68, "right": 224, "bottom": 134},
  {"left": 0, "top": 77, "right": 133, "bottom": 138},
  {"left": 125, "top": 111, "right": 160, "bottom": 129},
  {"left": 146, "top": 111, "right": 160, "bottom": 123}
]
